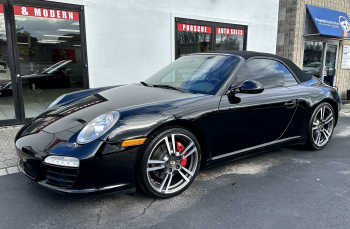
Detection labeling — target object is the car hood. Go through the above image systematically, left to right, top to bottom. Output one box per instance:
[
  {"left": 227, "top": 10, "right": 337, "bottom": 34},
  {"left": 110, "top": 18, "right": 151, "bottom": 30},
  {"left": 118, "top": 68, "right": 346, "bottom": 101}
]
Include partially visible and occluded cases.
[{"left": 32, "top": 84, "right": 200, "bottom": 133}]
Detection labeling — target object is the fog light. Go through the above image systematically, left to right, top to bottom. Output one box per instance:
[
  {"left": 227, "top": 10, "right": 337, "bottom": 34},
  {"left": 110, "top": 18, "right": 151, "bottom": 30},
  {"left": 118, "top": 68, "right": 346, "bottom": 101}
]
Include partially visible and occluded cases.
[{"left": 44, "top": 156, "right": 79, "bottom": 168}]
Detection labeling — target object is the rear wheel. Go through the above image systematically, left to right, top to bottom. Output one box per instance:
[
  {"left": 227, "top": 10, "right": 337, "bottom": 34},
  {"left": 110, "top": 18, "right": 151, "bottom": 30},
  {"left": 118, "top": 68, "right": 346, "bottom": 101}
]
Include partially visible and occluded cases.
[
  {"left": 306, "top": 102, "right": 335, "bottom": 150},
  {"left": 137, "top": 126, "right": 201, "bottom": 198}
]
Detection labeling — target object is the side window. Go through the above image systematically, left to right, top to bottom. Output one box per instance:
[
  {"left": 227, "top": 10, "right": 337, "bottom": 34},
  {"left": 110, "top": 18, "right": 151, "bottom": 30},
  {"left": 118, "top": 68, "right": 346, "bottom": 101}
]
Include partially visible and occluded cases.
[
  {"left": 235, "top": 59, "right": 284, "bottom": 89},
  {"left": 284, "top": 67, "right": 298, "bottom": 86}
]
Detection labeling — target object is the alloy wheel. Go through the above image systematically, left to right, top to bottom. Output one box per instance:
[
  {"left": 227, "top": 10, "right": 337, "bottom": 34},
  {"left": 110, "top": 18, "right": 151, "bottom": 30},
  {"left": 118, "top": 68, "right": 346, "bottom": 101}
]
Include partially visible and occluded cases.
[
  {"left": 312, "top": 105, "right": 334, "bottom": 147},
  {"left": 146, "top": 133, "right": 199, "bottom": 194}
]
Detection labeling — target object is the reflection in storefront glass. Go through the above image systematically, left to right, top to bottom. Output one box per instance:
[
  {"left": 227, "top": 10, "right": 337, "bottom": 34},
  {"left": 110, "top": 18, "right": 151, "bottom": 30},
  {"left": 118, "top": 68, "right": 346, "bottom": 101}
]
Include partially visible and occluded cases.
[
  {"left": 0, "top": 5, "right": 17, "bottom": 120},
  {"left": 14, "top": 6, "right": 83, "bottom": 118},
  {"left": 177, "top": 23, "right": 212, "bottom": 59},
  {"left": 215, "top": 28, "right": 244, "bottom": 51},
  {"left": 215, "top": 34, "right": 243, "bottom": 51},
  {"left": 303, "top": 41, "right": 323, "bottom": 77},
  {"left": 324, "top": 44, "right": 337, "bottom": 86}
]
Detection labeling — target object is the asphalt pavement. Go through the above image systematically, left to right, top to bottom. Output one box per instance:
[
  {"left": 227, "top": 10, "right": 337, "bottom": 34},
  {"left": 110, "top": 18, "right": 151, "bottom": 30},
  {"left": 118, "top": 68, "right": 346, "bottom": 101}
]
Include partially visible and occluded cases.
[{"left": 1, "top": 116, "right": 350, "bottom": 229}]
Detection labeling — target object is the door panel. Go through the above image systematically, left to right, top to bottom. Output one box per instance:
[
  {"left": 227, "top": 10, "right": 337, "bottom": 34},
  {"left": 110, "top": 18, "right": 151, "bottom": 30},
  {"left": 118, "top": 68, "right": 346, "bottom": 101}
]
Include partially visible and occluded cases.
[{"left": 214, "top": 87, "right": 298, "bottom": 158}]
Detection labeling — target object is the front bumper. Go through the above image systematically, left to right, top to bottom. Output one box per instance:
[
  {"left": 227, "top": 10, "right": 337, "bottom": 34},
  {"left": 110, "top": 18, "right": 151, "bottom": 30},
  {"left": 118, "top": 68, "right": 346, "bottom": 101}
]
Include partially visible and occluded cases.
[{"left": 15, "top": 123, "right": 139, "bottom": 194}]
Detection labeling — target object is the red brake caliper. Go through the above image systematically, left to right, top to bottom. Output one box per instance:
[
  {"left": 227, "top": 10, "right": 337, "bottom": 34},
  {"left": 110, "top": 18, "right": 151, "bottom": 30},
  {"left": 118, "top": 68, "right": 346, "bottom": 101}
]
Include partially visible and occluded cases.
[{"left": 176, "top": 141, "right": 187, "bottom": 167}]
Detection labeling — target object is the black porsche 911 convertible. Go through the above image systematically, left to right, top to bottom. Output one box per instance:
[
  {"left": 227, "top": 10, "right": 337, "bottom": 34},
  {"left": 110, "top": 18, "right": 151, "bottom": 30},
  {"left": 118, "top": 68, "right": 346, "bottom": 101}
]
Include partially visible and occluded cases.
[{"left": 15, "top": 51, "right": 342, "bottom": 198}]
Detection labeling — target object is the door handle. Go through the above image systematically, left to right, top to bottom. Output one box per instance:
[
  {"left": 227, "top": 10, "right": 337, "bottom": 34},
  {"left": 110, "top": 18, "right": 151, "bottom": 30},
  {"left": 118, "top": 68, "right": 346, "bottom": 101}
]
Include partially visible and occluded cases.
[{"left": 284, "top": 99, "right": 296, "bottom": 108}]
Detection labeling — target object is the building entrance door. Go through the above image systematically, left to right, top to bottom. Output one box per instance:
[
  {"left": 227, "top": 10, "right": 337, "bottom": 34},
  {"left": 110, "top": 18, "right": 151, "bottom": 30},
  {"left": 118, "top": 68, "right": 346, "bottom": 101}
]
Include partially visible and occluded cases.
[
  {"left": 0, "top": 0, "right": 88, "bottom": 126},
  {"left": 303, "top": 39, "right": 339, "bottom": 87},
  {"left": 323, "top": 44, "right": 338, "bottom": 86}
]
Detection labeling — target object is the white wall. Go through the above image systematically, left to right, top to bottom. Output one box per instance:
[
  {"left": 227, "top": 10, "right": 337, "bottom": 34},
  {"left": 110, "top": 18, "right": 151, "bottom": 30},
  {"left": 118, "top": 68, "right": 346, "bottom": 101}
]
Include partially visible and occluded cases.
[{"left": 51, "top": 0, "right": 280, "bottom": 88}]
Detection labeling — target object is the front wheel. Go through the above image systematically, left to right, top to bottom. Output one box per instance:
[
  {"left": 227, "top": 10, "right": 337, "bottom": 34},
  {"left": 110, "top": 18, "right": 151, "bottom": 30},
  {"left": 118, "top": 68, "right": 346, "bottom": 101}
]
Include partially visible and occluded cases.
[
  {"left": 306, "top": 102, "right": 335, "bottom": 150},
  {"left": 137, "top": 126, "right": 201, "bottom": 198}
]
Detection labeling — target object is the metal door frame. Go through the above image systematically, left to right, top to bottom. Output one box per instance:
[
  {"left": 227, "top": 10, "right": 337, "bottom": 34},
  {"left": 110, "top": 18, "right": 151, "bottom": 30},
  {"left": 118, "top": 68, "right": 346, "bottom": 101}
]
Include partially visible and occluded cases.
[{"left": 0, "top": 0, "right": 89, "bottom": 126}]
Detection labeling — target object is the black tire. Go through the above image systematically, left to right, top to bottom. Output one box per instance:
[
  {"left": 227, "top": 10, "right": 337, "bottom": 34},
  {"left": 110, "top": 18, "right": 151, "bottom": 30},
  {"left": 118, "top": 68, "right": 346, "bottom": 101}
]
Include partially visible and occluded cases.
[
  {"left": 306, "top": 102, "right": 335, "bottom": 150},
  {"left": 137, "top": 126, "right": 201, "bottom": 198}
]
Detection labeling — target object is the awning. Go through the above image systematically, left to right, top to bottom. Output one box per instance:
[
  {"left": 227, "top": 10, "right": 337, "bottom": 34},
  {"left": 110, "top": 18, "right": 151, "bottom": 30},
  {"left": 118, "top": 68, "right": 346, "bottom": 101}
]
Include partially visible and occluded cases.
[{"left": 305, "top": 4, "right": 350, "bottom": 38}]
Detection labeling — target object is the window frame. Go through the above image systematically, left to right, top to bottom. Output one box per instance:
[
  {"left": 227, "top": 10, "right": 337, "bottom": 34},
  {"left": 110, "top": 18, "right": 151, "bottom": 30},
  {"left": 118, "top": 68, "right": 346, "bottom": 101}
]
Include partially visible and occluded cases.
[
  {"left": 175, "top": 17, "right": 247, "bottom": 60},
  {"left": 283, "top": 65, "right": 299, "bottom": 87}
]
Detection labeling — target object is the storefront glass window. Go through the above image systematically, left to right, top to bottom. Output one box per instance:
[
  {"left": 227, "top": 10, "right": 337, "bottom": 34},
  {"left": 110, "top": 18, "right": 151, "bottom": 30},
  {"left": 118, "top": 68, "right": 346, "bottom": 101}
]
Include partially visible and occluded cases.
[
  {"left": 14, "top": 5, "right": 83, "bottom": 118},
  {"left": 176, "top": 18, "right": 247, "bottom": 59},
  {"left": 177, "top": 23, "right": 212, "bottom": 59},
  {"left": 215, "top": 27, "right": 244, "bottom": 51},
  {"left": 302, "top": 41, "right": 324, "bottom": 77}
]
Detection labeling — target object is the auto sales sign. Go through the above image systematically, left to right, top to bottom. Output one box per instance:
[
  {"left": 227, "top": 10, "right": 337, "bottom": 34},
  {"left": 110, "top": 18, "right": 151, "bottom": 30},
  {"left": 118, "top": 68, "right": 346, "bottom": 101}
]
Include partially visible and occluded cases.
[{"left": 307, "top": 4, "right": 350, "bottom": 37}]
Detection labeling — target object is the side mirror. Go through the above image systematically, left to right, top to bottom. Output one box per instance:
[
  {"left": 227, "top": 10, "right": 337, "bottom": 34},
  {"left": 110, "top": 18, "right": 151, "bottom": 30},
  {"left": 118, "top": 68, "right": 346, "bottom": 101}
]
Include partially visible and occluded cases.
[{"left": 230, "top": 80, "right": 264, "bottom": 94}]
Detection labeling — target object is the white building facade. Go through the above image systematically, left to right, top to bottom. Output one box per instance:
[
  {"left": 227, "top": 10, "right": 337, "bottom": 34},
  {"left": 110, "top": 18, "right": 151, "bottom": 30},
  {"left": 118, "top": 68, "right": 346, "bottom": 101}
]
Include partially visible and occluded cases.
[{"left": 0, "top": 0, "right": 279, "bottom": 126}]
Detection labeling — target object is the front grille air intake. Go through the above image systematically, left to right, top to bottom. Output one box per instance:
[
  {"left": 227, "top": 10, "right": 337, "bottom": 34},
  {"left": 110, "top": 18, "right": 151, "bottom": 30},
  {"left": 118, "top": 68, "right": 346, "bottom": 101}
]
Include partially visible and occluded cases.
[{"left": 45, "top": 166, "right": 78, "bottom": 188}]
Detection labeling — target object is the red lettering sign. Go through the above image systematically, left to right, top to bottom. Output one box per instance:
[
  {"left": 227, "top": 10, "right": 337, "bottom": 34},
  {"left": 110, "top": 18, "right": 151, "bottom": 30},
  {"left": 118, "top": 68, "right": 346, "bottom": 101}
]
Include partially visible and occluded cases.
[
  {"left": 0, "top": 4, "right": 3, "bottom": 14},
  {"left": 14, "top": 5, "right": 79, "bottom": 20},
  {"left": 177, "top": 23, "right": 212, "bottom": 33},
  {"left": 216, "top": 27, "right": 244, "bottom": 36}
]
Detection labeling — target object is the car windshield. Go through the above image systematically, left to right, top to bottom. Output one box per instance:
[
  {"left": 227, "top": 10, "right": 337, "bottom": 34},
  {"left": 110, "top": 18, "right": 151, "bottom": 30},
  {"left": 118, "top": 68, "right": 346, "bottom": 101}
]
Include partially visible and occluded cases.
[{"left": 144, "top": 54, "right": 241, "bottom": 95}]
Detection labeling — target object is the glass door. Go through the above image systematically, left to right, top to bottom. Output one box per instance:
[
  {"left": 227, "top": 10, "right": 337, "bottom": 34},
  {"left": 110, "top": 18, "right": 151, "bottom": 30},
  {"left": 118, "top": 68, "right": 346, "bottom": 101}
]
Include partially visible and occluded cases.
[
  {"left": 0, "top": 0, "right": 88, "bottom": 126},
  {"left": 0, "top": 2, "right": 20, "bottom": 124},
  {"left": 13, "top": 4, "right": 85, "bottom": 118},
  {"left": 303, "top": 40, "right": 339, "bottom": 87},
  {"left": 323, "top": 44, "right": 338, "bottom": 86}
]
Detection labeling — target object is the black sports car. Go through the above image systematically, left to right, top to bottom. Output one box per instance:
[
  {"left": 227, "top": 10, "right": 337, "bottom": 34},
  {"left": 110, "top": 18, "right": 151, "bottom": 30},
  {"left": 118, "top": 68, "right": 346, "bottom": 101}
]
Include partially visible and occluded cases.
[
  {"left": 15, "top": 51, "right": 342, "bottom": 198},
  {"left": 22, "top": 60, "right": 72, "bottom": 89}
]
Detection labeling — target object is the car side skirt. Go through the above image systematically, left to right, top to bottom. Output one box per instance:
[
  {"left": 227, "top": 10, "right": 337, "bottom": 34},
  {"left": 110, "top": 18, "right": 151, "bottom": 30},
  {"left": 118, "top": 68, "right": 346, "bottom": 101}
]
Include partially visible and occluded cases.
[
  {"left": 206, "top": 136, "right": 306, "bottom": 168},
  {"left": 212, "top": 136, "right": 300, "bottom": 160}
]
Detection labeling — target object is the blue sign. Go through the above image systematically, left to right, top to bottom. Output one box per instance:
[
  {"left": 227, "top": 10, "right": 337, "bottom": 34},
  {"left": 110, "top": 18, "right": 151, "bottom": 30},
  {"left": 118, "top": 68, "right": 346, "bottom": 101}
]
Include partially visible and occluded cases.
[{"left": 307, "top": 4, "right": 350, "bottom": 37}]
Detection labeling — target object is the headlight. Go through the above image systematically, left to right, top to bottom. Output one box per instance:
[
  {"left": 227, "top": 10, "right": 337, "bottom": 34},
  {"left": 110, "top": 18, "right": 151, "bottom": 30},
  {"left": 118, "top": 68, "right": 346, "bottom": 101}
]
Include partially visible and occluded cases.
[
  {"left": 45, "top": 94, "right": 66, "bottom": 111},
  {"left": 77, "top": 111, "right": 120, "bottom": 144},
  {"left": 44, "top": 156, "right": 79, "bottom": 168}
]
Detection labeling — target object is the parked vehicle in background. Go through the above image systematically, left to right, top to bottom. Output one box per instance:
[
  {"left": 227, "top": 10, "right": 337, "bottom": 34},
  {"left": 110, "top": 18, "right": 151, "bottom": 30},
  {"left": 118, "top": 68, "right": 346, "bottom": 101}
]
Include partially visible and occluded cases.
[
  {"left": 21, "top": 60, "right": 73, "bottom": 89},
  {"left": 303, "top": 62, "right": 321, "bottom": 76}
]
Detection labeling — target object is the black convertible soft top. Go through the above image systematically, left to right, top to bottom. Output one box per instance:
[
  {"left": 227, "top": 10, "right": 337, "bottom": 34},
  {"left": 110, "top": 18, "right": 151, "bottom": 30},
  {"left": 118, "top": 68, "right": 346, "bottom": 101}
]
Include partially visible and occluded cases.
[{"left": 202, "top": 50, "right": 313, "bottom": 83}]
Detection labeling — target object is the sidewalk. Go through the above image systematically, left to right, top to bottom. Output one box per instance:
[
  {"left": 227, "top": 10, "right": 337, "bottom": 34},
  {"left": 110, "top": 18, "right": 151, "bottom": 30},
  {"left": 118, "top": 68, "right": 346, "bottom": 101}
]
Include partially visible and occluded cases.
[
  {"left": 0, "top": 101, "right": 350, "bottom": 177},
  {"left": 0, "top": 125, "right": 22, "bottom": 176}
]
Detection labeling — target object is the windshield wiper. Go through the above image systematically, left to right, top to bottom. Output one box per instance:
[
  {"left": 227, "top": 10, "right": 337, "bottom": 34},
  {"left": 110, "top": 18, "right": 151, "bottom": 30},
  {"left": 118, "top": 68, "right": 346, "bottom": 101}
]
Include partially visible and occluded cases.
[
  {"left": 140, "top": 81, "right": 150, "bottom": 87},
  {"left": 152, "top": 84, "right": 184, "bottom": 93}
]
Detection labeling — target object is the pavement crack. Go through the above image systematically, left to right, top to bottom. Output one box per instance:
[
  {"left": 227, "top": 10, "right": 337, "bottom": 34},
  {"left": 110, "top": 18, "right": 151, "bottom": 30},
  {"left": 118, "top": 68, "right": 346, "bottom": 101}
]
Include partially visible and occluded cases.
[
  {"left": 231, "top": 182, "right": 237, "bottom": 193},
  {"left": 132, "top": 197, "right": 157, "bottom": 220},
  {"left": 95, "top": 208, "right": 102, "bottom": 229}
]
